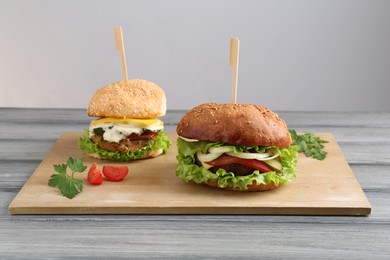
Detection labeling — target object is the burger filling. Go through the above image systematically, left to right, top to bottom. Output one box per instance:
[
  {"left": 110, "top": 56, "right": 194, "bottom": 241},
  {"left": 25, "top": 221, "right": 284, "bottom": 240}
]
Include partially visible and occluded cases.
[
  {"left": 79, "top": 117, "right": 171, "bottom": 161},
  {"left": 89, "top": 118, "right": 164, "bottom": 154},
  {"left": 176, "top": 136, "right": 298, "bottom": 190},
  {"left": 195, "top": 146, "right": 282, "bottom": 175}
]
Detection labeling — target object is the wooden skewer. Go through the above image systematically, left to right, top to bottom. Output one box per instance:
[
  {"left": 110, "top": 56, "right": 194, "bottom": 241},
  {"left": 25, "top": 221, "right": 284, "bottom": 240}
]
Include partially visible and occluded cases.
[
  {"left": 114, "top": 27, "right": 128, "bottom": 81},
  {"left": 229, "top": 37, "right": 240, "bottom": 104}
]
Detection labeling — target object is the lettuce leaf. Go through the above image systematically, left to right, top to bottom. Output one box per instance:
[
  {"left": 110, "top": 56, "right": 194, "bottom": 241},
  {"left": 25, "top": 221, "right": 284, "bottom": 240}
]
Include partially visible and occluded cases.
[
  {"left": 79, "top": 130, "right": 171, "bottom": 161},
  {"left": 176, "top": 138, "right": 298, "bottom": 190}
]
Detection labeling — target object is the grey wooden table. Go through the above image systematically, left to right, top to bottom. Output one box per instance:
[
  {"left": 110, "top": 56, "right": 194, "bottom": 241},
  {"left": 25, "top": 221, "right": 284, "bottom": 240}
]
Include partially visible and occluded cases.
[{"left": 1, "top": 108, "right": 389, "bottom": 259}]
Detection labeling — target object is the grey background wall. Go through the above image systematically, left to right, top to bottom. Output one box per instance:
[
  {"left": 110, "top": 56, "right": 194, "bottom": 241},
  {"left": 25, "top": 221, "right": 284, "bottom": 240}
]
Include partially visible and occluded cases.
[{"left": 1, "top": 0, "right": 390, "bottom": 111}]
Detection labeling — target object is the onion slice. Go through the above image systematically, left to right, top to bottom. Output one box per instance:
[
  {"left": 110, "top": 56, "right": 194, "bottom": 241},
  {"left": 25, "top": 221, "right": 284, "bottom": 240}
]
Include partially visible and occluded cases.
[
  {"left": 208, "top": 146, "right": 234, "bottom": 154},
  {"left": 196, "top": 151, "right": 223, "bottom": 162},
  {"left": 226, "top": 151, "right": 279, "bottom": 161}
]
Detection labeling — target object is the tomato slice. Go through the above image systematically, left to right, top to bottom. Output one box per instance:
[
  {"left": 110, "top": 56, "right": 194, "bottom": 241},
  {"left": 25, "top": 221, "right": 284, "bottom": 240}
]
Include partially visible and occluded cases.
[
  {"left": 126, "top": 132, "right": 159, "bottom": 140},
  {"left": 205, "top": 154, "right": 273, "bottom": 173},
  {"left": 87, "top": 163, "right": 103, "bottom": 185},
  {"left": 102, "top": 165, "right": 129, "bottom": 181}
]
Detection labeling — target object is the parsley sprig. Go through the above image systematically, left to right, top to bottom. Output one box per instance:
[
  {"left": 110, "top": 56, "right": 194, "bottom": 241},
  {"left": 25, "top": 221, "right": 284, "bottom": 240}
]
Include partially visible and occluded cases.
[
  {"left": 289, "top": 129, "right": 328, "bottom": 160},
  {"left": 48, "top": 157, "right": 87, "bottom": 199}
]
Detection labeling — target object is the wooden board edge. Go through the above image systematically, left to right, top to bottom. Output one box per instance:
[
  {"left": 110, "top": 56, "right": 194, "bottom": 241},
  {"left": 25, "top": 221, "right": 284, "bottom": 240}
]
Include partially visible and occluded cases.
[{"left": 8, "top": 205, "right": 372, "bottom": 216}]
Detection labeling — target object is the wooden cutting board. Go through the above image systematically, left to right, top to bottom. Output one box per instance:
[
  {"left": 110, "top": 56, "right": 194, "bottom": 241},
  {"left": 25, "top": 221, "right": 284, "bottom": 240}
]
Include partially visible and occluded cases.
[{"left": 8, "top": 132, "right": 371, "bottom": 215}]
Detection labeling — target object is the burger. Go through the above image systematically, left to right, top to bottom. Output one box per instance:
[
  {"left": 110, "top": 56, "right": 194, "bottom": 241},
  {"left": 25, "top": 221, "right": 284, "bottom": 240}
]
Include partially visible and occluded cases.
[
  {"left": 79, "top": 79, "right": 171, "bottom": 161},
  {"left": 175, "top": 103, "right": 298, "bottom": 191}
]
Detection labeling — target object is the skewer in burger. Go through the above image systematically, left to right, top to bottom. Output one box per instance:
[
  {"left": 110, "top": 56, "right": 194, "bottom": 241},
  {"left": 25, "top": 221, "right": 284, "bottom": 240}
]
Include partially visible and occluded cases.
[
  {"left": 79, "top": 79, "right": 171, "bottom": 161},
  {"left": 176, "top": 103, "right": 298, "bottom": 191}
]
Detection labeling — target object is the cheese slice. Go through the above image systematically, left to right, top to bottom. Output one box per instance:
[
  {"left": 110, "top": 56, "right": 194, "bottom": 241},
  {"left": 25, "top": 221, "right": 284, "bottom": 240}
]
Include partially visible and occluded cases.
[{"left": 91, "top": 117, "right": 163, "bottom": 127}]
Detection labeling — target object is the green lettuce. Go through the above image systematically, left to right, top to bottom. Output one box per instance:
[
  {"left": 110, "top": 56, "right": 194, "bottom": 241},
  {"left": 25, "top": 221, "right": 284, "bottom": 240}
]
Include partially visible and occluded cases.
[
  {"left": 79, "top": 130, "right": 171, "bottom": 161},
  {"left": 176, "top": 138, "right": 298, "bottom": 190}
]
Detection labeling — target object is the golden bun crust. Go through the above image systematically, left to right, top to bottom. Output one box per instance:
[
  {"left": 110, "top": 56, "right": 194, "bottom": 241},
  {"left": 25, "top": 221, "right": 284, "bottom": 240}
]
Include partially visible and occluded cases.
[
  {"left": 88, "top": 79, "right": 166, "bottom": 118},
  {"left": 176, "top": 103, "right": 292, "bottom": 148},
  {"left": 205, "top": 179, "right": 277, "bottom": 191}
]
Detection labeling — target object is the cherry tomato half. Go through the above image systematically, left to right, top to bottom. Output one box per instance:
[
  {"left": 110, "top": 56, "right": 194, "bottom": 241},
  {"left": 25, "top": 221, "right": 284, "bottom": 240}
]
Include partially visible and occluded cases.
[
  {"left": 87, "top": 163, "right": 103, "bottom": 185},
  {"left": 102, "top": 165, "right": 129, "bottom": 181}
]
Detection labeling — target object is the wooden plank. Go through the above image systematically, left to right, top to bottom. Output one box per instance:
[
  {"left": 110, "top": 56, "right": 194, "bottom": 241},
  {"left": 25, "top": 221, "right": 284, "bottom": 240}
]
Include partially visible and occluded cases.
[
  {"left": 2, "top": 108, "right": 390, "bottom": 128},
  {"left": 8, "top": 132, "right": 371, "bottom": 215}
]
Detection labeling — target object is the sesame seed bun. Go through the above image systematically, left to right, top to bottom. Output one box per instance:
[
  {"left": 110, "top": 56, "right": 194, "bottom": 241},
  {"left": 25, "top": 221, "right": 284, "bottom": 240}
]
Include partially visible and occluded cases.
[
  {"left": 88, "top": 79, "right": 166, "bottom": 118},
  {"left": 176, "top": 103, "right": 292, "bottom": 148}
]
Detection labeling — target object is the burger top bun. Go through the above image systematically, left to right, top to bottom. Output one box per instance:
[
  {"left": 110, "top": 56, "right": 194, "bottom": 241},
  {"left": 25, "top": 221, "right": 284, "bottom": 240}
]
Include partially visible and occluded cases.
[
  {"left": 88, "top": 79, "right": 166, "bottom": 118},
  {"left": 176, "top": 103, "right": 292, "bottom": 148}
]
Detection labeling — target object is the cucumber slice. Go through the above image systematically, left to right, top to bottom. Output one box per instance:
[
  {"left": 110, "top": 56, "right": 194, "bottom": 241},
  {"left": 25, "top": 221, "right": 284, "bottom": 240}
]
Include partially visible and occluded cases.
[{"left": 263, "top": 158, "right": 282, "bottom": 172}]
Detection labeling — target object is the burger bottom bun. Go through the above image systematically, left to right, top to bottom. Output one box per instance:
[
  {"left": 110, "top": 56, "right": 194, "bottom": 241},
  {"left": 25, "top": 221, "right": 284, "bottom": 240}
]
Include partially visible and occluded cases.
[
  {"left": 85, "top": 148, "right": 163, "bottom": 161},
  {"left": 204, "top": 179, "right": 278, "bottom": 191}
]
